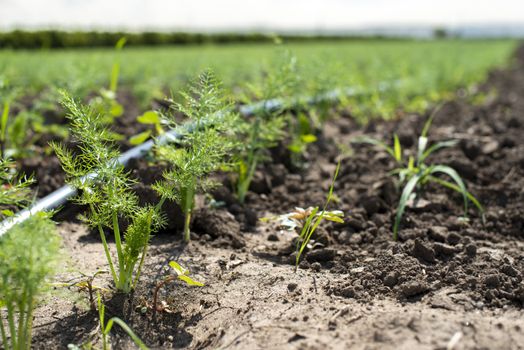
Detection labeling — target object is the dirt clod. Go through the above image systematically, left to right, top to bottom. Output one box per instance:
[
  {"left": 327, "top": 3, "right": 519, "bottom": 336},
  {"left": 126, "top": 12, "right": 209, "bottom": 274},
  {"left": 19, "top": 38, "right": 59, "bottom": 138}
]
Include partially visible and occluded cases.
[
  {"left": 412, "top": 238, "right": 436, "bottom": 263},
  {"left": 305, "top": 248, "right": 337, "bottom": 263},
  {"left": 484, "top": 274, "right": 501, "bottom": 288},
  {"left": 400, "top": 281, "right": 430, "bottom": 298}
]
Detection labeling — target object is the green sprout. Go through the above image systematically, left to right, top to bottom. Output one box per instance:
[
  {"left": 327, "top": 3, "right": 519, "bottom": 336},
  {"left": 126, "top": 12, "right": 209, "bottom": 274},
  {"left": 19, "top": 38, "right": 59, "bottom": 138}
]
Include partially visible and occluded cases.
[
  {"left": 90, "top": 37, "right": 126, "bottom": 129},
  {"left": 283, "top": 55, "right": 343, "bottom": 168},
  {"left": 234, "top": 57, "right": 296, "bottom": 203},
  {"left": 153, "top": 70, "right": 236, "bottom": 242},
  {"left": 0, "top": 79, "right": 22, "bottom": 159},
  {"left": 51, "top": 91, "right": 163, "bottom": 293},
  {"left": 0, "top": 94, "right": 11, "bottom": 159},
  {"left": 129, "top": 110, "right": 164, "bottom": 145},
  {"left": 286, "top": 110, "right": 318, "bottom": 167},
  {"left": 354, "top": 114, "right": 483, "bottom": 240},
  {"left": 264, "top": 162, "right": 343, "bottom": 269},
  {"left": 0, "top": 214, "right": 61, "bottom": 350},
  {"left": 152, "top": 261, "right": 204, "bottom": 317},
  {"left": 97, "top": 293, "right": 148, "bottom": 350}
]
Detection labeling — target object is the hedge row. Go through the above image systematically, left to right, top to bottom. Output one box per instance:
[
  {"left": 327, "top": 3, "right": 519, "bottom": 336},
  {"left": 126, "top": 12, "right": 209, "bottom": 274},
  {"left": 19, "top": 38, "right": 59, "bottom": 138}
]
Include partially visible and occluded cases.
[{"left": 0, "top": 30, "right": 394, "bottom": 49}]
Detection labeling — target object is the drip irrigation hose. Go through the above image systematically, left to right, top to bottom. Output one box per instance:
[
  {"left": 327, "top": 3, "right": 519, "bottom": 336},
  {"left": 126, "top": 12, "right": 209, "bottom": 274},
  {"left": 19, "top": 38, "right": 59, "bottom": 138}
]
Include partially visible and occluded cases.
[{"left": 0, "top": 80, "right": 399, "bottom": 237}]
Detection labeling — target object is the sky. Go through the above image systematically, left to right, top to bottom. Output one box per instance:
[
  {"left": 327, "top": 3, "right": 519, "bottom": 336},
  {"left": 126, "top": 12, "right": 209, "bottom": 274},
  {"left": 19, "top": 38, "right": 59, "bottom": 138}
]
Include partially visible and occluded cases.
[{"left": 1, "top": 0, "right": 524, "bottom": 31}]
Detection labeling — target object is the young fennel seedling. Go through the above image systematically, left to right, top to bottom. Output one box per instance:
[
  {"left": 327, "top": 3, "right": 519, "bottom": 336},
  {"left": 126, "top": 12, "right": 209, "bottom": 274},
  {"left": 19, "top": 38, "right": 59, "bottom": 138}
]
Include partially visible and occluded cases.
[
  {"left": 234, "top": 56, "right": 296, "bottom": 203},
  {"left": 153, "top": 70, "right": 237, "bottom": 242},
  {"left": 51, "top": 91, "right": 163, "bottom": 293},
  {"left": 0, "top": 158, "right": 33, "bottom": 216},
  {"left": 0, "top": 158, "right": 60, "bottom": 350},
  {"left": 0, "top": 214, "right": 61, "bottom": 350}
]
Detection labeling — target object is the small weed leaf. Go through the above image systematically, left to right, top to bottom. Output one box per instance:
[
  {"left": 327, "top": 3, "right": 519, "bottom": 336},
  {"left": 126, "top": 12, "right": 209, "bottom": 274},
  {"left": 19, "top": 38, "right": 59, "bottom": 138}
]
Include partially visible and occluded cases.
[
  {"left": 137, "top": 110, "right": 160, "bottom": 124},
  {"left": 129, "top": 130, "right": 152, "bottom": 145},
  {"left": 393, "top": 134, "right": 402, "bottom": 162},
  {"left": 394, "top": 173, "right": 421, "bottom": 240},
  {"left": 169, "top": 261, "right": 204, "bottom": 287}
]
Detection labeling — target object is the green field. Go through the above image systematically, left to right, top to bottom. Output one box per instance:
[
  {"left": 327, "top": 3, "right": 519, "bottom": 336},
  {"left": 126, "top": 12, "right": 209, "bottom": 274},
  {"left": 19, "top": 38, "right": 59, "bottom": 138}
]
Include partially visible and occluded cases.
[
  {"left": 0, "top": 36, "right": 522, "bottom": 350},
  {"left": 0, "top": 39, "right": 516, "bottom": 116}
]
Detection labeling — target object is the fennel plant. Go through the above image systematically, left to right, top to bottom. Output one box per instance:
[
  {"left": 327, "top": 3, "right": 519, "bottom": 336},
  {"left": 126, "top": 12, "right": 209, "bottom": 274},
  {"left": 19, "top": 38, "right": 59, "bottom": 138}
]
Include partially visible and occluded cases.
[
  {"left": 234, "top": 56, "right": 297, "bottom": 203},
  {"left": 153, "top": 70, "right": 236, "bottom": 242},
  {"left": 51, "top": 91, "right": 163, "bottom": 293},
  {"left": 0, "top": 155, "right": 61, "bottom": 350},
  {"left": 0, "top": 215, "right": 61, "bottom": 350}
]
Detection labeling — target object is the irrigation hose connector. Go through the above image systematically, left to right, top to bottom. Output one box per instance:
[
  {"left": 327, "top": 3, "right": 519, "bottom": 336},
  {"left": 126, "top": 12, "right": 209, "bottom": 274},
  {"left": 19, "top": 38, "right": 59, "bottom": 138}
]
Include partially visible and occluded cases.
[{"left": 0, "top": 80, "right": 400, "bottom": 237}]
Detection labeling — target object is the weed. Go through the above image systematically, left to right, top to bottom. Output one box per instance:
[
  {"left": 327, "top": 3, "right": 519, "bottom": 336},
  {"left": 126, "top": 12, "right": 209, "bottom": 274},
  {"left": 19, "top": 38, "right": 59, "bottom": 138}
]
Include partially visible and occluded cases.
[
  {"left": 90, "top": 37, "right": 126, "bottom": 130},
  {"left": 153, "top": 70, "right": 236, "bottom": 242},
  {"left": 0, "top": 80, "right": 21, "bottom": 159},
  {"left": 51, "top": 91, "right": 163, "bottom": 293},
  {"left": 129, "top": 110, "right": 163, "bottom": 145},
  {"left": 354, "top": 113, "right": 483, "bottom": 240},
  {"left": 263, "top": 162, "right": 343, "bottom": 269},
  {"left": 152, "top": 261, "right": 204, "bottom": 318},
  {"left": 54, "top": 270, "right": 110, "bottom": 311},
  {"left": 97, "top": 293, "right": 148, "bottom": 350}
]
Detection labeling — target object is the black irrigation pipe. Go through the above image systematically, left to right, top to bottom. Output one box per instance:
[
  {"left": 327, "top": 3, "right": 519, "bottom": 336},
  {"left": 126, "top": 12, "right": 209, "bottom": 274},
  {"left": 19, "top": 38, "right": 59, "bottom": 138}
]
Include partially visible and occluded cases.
[{"left": 0, "top": 80, "right": 399, "bottom": 237}]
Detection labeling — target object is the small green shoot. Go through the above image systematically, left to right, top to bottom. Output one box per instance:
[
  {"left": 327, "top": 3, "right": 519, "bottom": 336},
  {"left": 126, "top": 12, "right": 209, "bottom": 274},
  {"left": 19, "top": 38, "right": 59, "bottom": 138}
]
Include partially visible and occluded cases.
[
  {"left": 90, "top": 37, "right": 126, "bottom": 128},
  {"left": 109, "top": 37, "right": 127, "bottom": 93},
  {"left": 234, "top": 57, "right": 294, "bottom": 203},
  {"left": 153, "top": 70, "right": 236, "bottom": 242},
  {"left": 0, "top": 80, "right": 21, "bottom": 159},
  {"left": 0, "top": 97, "right": 9, "bottom": 159},
  {"left": 129, "top": 111, "right": 164, "bottom": 145},
  {"left": 353, "top": 114, "right": 483, "bottom": 240},
  {"left": 264, "top": 162, "right": 343, "bottom": 269},
  {"left": 152, "top": 261, "right": 203, "bottom": 317},
  {"left": 168, "top": 261, "right": 205, "bottom": 287},
  {"left": 97, "top": 293, "right": 148, "bottom": 350}
]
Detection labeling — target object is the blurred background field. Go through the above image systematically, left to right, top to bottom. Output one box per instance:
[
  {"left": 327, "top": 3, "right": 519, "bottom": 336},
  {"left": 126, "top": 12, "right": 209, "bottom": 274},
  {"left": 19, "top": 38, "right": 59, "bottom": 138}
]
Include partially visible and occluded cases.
[{"left": 0, "top": 39, "right": 516, "bottom": 116}]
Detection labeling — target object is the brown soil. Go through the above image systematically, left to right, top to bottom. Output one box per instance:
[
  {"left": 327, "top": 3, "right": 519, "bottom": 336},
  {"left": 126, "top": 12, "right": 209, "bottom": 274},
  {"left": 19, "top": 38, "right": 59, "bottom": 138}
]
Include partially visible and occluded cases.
[{"left": 27, "top": 47, "right": 524, "bottom": 349}]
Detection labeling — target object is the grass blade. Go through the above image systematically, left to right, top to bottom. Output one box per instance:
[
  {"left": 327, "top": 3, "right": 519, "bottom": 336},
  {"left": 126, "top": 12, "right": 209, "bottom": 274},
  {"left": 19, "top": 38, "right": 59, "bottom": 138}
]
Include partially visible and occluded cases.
[
  {"left": 421, "top": 102, "right": 443, "bottom": 138},
  {"left": 393, "top": 134, "right": 402, "bottom": 162},
  {"left": 352, "top": 136, "right": 397, "bottom": 162},
  {"left": 417, "top": 136, "right": 428, "bottom": 164},
  {"left": 420, "top": 140, "right": 458, "bottom": 164},
  {"left": 428, "top": 165, "right": 469, "bottom": 216},
  {"left": 394, "top": 173, "right": 421, "bottom": 240},
  {"left": 428, "top": 175, "right": 484, "bottom": 222},
  {"left": 296, "top": 207, "right": 319, "bottom": 268},
  {"left": 105, "top": 317, "right": 149, "bottom": 350}
]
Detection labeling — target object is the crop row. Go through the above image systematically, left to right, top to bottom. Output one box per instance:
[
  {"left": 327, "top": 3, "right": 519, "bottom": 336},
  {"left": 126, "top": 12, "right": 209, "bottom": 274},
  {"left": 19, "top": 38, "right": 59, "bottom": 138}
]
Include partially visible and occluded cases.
[{"left": 0, "top": 41, "right": 508, "bottom": 349}]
